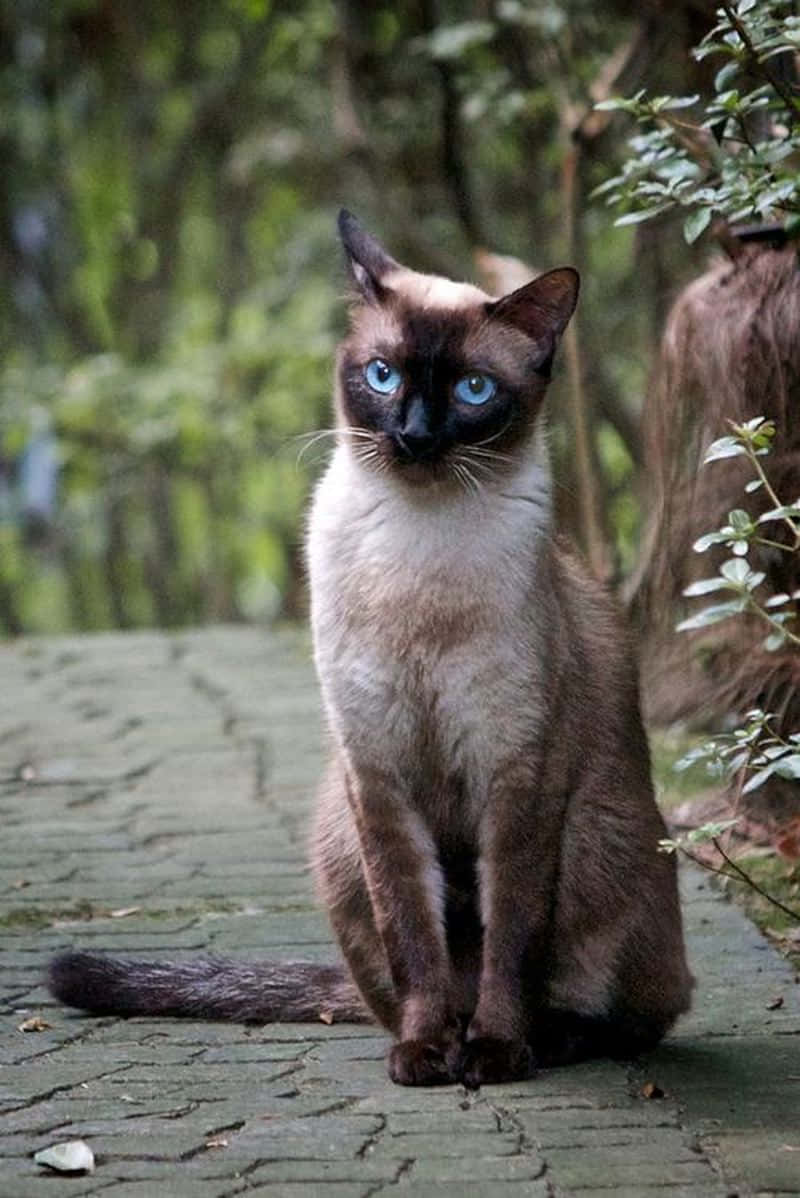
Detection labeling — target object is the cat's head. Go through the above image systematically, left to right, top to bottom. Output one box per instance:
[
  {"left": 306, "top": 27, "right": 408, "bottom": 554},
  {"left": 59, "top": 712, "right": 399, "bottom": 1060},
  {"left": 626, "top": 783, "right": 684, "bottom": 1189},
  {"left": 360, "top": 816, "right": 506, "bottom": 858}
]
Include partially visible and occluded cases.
[{"left": 335, "top": 209, "right": 578, "bottom": 488}]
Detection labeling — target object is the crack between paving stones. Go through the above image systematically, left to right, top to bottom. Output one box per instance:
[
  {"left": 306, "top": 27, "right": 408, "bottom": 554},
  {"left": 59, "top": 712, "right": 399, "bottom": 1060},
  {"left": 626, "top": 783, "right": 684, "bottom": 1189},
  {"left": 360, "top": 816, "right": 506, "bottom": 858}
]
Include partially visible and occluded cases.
[
  {"left": 187, "top": 666, "right": 275, "bottom": 807},
  {"left": 187, "top": 670, "right": 240, "bottom": 736},
  {"left": 109, "top": 716, "right": 144, "bottom": 742},
  {"left": 252, "top": 734, "right": 271, "bottom": 803},
  {"left": 5, "top": 756, "right": 160, "bottom": 791},
  {"left": 67, "top": 788, "right": 110, "bottom": 809},
  {"left": 6, "top": 1017, "right": 123, "bottom": 1067},
  {"left": 1, "top": 1062, "right": 134, "bottom": 1114},
  {"left": 489, "top": 1100, "right": 552, "bottom": 1191},
  {"left": 357, "top": 1112, "right": 386, "bottom": 1159},
  {"left": 178, "top": 1118, "right": 247, "bottom": 1160},
  {"left": 214, "top": 1153, "right": 280, "bottom": 1196},
  {"left": 362, "top": 1157, "right": 414, "bottom": 1196}
]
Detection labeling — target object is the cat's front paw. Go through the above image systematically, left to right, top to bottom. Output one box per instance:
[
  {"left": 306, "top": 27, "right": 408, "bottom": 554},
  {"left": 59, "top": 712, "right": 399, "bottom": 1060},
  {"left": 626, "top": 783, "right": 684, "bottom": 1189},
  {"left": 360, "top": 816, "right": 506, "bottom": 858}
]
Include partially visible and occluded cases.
[
  {"left": 461, "top": 1037, "right": 535, "bottom": 1089},
  {"left": 388, "top": 1039, "right": 457, "bottom": 1086}
]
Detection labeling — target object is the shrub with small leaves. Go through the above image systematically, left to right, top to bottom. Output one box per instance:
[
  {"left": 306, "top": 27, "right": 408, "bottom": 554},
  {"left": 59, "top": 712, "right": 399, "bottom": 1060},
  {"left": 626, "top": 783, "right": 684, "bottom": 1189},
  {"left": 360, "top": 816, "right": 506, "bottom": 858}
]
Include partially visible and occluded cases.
[
  {"left": 593, "top": 1, "right": 800, "bottom": 243},
  {"left": 677, "top": 418, "right": 800, "bottom": 654},
  {"left": 661, "top": 420, "right": 800, "bottom": 923}
]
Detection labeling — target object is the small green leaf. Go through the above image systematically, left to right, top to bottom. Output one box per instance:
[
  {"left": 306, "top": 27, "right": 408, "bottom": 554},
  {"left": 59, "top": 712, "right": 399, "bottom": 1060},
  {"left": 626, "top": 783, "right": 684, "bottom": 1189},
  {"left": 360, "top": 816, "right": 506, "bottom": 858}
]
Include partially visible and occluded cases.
[
  {"left": 715, "top": 60, "right": 740, "bottom": 91},
  {"left": 661, "top": 94, "right": 700, "bottom": 110},
  {"left": 615, "top": 206, "right": 672, "bottom": 226},
  {"left": 684, "top": 206, "right": 713, "bottom": 244},
  {"left": 704, "top": 436, "right": 747, "bottom": 462},
  {"left": 758, "top": 504, "right": 800, "bottom": 524},
  {"left": 692, "top": 531, "right": 729, "bottom": 552},
  {"left": 720, "top": 557, "right": 751, "bottom": 584},
  {"left": 683, "top": 576, "right": 734, "bottom": 596},
  {"left": 676, "top": 597, "right": 748, "bottom": 631},
  {"left": 775, "top": 754, "right": 800, "bottom": 780},
  {"left": 742, "top": 762, "right": 778, "bottom": 793},
  {"left": 686, "top": 818, "right": 740, "bottom": 843}
]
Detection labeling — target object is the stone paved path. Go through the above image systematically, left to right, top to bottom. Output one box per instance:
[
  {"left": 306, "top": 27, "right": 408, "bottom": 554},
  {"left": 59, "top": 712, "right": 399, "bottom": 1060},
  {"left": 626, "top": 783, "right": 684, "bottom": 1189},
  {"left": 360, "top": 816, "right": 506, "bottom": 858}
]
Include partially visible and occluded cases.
[{"left": 1, "top": 626, "right": 799, "bottom": 1198}]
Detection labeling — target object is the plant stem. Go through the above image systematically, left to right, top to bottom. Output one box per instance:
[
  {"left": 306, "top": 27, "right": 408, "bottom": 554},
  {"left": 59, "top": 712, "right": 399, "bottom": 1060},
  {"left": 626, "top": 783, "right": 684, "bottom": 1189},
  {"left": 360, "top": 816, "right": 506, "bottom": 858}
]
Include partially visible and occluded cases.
[
  {"left": 720, "top": 1, "right": 800, "bottom": 127},
  {"left": 742, "top": 438, "right": 800, "bottom": 549},
  {"left": 755, "top": 536, "right": 797, "bottom": 553},
  {"left": 747, "top": 595, "right": 800, "bottom": 648},
  {"left": 712, "top": 837, "right": 800, "bottom": 922},
  {"left": 677, "top": 842, "right": 800, "bottom": 924}
]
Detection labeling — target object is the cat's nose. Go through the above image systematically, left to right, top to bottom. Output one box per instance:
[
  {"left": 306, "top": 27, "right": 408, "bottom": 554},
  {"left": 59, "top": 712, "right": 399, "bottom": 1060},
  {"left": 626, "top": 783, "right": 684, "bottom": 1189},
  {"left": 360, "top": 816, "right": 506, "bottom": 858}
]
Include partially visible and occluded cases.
[{"left": 396, "top": 395, "right": 437, "bottom": 459}]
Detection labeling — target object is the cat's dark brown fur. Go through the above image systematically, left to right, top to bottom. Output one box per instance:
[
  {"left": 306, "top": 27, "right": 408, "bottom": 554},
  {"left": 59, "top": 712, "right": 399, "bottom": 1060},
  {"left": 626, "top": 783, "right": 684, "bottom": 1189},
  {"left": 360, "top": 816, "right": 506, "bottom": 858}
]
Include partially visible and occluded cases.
[{"left": 49, "top": 212, "right": 692, "bottom": 1087}]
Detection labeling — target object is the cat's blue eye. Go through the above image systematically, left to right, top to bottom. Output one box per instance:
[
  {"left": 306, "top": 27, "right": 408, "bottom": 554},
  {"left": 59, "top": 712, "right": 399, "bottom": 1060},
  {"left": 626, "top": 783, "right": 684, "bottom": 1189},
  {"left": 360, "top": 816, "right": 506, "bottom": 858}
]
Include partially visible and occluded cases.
[
  {"left": 365, "top": 359, "right": 402, "bottom": 394},
  {"left": 454, "top": 373, "right": 497, "bottom": 406}
]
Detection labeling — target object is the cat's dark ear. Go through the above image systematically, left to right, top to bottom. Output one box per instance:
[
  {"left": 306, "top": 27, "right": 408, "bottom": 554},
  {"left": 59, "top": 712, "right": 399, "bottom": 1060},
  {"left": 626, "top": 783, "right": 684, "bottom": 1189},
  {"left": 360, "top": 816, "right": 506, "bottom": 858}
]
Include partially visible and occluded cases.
[
  {"left": 338, "top": 209, "right": 399, "bottom": 304},
  {"left": 487, "top": 267, "right": 579, "bottom": 371}
]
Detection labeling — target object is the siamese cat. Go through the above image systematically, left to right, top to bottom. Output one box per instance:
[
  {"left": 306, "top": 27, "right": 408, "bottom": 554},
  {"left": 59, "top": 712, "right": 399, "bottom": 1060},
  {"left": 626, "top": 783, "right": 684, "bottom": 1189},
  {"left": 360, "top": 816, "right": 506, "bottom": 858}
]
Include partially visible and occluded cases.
[{"left": 49, "top": 211, "right": 692, "bottom": 1087}]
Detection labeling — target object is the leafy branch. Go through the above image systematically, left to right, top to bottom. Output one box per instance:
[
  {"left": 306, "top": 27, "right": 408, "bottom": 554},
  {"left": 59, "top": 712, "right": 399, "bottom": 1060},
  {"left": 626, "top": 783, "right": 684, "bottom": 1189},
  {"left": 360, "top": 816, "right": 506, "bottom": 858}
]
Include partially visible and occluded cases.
[
  {"left": 593, "top": 0, "right": 800, "bottom": 243},
  {"left": 662, "top": 419, "right": 800, "bottom": 927},
  {"left": 677, "top": 419, "right": 800, "bottom": 653},
  {"left": 660, "top": 821, "right": 800, "bottom": 922}
]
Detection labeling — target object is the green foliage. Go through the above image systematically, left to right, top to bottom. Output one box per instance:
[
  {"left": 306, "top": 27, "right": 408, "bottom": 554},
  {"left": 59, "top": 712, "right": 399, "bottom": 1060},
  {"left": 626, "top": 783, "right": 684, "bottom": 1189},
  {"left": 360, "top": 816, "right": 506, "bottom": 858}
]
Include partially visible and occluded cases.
[
  {"left": 0, "top": 0, "right": 340, "bottom": 633},
  {"left": 0, "top": 0, "right": 651, "bottom": 633},
  {"left": 2, "top": 1, "right": 750, "bottom": 633},
  {"left": 595, "top": 1, "right": 800, "bottom": 241},
  {"left": 0, "top": 266, "right": 335, "bottom": 631},
  {"left": 677, "top": 419, "right": 800, "bottom": 652},
  {"left": 674, "top": 422, "right": 800, "bottom": 799}
]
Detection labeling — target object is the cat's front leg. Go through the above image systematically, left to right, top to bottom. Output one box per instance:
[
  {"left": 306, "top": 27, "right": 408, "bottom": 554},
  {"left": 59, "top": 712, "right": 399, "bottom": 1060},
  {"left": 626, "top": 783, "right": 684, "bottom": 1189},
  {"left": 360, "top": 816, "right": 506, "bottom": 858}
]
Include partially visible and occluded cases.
[
  {"left": 346, "top": 763, "right": 460, "bottom": 1086},
  {"left": 463, "top": 766, "right": 563, "bottom": 1087}
]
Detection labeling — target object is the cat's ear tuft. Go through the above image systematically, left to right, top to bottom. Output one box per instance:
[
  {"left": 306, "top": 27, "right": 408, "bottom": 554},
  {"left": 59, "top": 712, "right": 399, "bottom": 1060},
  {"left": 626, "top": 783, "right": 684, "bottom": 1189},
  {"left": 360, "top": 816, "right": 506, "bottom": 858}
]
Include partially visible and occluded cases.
[
  {"left": 337, "top": 209, "right": 398, "bottom": 304},
  {"left": 487, "top": 267, "right": 580, "bottom": 367}
]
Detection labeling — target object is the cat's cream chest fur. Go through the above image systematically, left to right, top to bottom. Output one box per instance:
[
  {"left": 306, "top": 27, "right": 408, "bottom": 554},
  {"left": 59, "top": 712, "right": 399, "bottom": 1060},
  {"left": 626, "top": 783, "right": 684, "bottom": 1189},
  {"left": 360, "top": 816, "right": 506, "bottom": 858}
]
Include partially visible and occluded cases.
[{"left": 307, "top": 441, "right": 551, "bottom": 819}]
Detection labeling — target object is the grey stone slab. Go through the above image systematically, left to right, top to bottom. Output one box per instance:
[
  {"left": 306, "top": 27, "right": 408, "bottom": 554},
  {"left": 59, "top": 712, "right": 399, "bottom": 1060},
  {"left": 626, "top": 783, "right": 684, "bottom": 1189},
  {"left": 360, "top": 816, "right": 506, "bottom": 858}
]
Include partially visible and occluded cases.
[{"left": 408, "top": 1154, "right": 546, "bottom": 1182}]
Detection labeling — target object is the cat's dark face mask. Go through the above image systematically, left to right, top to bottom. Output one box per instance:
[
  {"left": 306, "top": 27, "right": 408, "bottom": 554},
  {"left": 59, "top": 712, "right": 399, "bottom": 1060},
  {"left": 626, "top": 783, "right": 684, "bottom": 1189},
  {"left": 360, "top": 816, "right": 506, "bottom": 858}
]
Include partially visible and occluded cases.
[{"left": 335, "top": 210, "right": 578, "bottom": 487}]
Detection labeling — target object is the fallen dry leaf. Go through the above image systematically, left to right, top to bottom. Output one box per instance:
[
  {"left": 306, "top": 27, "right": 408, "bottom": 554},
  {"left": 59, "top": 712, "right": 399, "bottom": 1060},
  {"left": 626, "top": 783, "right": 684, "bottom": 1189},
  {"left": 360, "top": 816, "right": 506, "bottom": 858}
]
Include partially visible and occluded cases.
[
  {"left": 775, "top": 818, "right": 800, "bottom": 862},
  {"left": 766, "top": 995, "right": 784, "bottom": 1011},
  {"left": 318, "top": 1010, "right": 334, "bottom": 1025},
  {"left": 18, "top": 1016, "right": 50, "bottom": 1033},
  {"left": 641, "top": 1081, "right": 665, "bottom": 1100},
  {"left": 34, "top": 1140, "right": 95, "bottom": 1174}
]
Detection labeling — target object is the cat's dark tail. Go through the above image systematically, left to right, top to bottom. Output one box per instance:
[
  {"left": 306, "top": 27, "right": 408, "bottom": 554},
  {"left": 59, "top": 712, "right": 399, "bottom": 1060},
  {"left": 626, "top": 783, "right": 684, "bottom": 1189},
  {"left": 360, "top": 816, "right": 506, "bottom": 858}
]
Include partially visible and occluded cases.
[{"left": 48, "top": 951, "right": 372, "bottom": 1024}]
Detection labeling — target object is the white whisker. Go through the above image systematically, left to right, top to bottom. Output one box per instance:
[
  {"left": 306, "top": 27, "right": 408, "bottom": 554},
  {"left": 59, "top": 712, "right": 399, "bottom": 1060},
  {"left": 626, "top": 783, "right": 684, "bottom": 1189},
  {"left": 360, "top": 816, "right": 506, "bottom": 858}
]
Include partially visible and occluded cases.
[
  {"left": 472, "top": 420, "right": 513, "bottom": 449},
  {"left": 294, "top": 427, "right": 377, "bottom": 466},
  {"left": 464, "top": 446, "right": 515, "bottom": 465},
  {"left": 451, "top": 457, "right": 483, "bottom": 497}
]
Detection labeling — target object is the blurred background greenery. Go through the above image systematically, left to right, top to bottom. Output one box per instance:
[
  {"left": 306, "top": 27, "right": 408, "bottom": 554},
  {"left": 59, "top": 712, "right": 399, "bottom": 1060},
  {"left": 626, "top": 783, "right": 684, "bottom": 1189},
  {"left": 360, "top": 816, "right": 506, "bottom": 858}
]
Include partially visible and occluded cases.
[{"left": 0, "top": 0, "right": 718, "bottom": 636}]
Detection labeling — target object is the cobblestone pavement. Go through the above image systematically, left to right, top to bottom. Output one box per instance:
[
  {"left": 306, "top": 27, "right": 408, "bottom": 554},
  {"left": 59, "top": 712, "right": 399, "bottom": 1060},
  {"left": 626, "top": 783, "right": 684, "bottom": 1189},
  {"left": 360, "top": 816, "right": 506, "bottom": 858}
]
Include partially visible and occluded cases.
[{"left": 1, "top": 626, "right": 799, "bottom": 1198}]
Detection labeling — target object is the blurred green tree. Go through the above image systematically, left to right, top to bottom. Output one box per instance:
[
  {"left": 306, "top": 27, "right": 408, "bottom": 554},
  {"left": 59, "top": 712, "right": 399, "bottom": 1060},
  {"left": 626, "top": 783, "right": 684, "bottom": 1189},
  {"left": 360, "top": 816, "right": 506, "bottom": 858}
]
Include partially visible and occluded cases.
[{"left": 0, "top": 0, "right": 715, "bottom": 634}]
